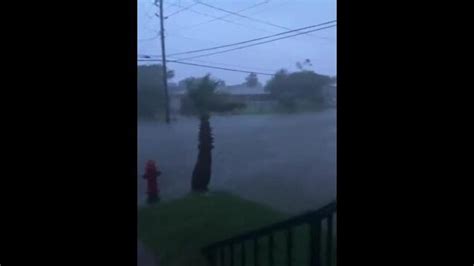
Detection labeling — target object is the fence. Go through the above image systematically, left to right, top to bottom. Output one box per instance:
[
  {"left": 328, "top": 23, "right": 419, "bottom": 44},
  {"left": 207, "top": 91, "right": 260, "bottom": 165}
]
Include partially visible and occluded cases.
[{"left": 202, "top": 201, "right": 337, "bottom": 266}]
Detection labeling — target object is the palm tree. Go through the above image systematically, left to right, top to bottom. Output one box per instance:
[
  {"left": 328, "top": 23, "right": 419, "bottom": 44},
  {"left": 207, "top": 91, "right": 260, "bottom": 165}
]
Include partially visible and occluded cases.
[{"left": 184, "top": 75, "right": 244, "bottom": 192}]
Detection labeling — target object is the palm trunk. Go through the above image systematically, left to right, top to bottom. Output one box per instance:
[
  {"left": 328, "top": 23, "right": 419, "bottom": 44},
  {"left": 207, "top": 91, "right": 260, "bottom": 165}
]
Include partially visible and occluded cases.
[{"left": 191, "top": 114, "right": 214, "bottom": 192}]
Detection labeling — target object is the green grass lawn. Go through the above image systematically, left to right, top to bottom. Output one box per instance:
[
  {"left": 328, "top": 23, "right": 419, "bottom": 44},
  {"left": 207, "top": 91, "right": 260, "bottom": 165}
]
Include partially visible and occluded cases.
[{"left": 138, "top": 192, "right": 336, "bottom": 266}]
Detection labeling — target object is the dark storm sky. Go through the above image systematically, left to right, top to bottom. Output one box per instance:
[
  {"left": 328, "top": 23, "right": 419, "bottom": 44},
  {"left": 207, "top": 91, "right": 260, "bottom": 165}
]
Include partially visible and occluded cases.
[{"left": 138, "top": 0, "right": 336, "bottom": 84}]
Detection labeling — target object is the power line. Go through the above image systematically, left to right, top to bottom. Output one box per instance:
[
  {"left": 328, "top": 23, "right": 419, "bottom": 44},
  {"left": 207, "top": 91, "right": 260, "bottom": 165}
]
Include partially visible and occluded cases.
[
  {"left": 161, "top": 0, "right": 179, "bottom": 8},
  {"left": 174, "top": 0, "right": 270, "bottom": 32},
  {"left": 138, "top": 1, "right": 161, "bottom": 40},
  {"left": 138, "top": 1, "right": 172, "bottom": 42},
  {"left": 195, "top": 1, "right": 292, "bottom": 31},
  {"left": 195, "top": 1, "right": 333, "bottom": 41},
  {"left": 197, "top": 1, "right": 336, "bottom": 40},
  {"left": 245, "top": 1, "right": 290, "bottom": 16},
  {"left": 165, "top": 2, "right": 198, "bottom": 18},
  {"left": 167, "top": 2, "right": 272, "bottom": 33},
  {"left": 166, "top": 20, "right": 336, "bottom": 57},
  {"left": 139, "top": 22, "right": 335, "bottom": 60},
  {"left": 138, "top": 23, "right": 335, "bottom": 58},
  {"left": 174, "top": 24, "right": 336, "bottom": 61},
  {"left": 140, "top": 26, "right": 222, "bottom": 45},
  {"left": 138, "top": 32, "right": 160, "bottom": 42},
  {"left": 166, "top": 32, "right": 222, "bottom": 45},
  {"left": 138, "top": 55, "right": 321, "bottom": 75},
  {"left": 139, "top": 55, "right": 277, "bottom": 72},
  {"left": 138, "top": 58, "right": 275, "bottom": 75},
  {"left": 180, "top": 58, "right": 276, "bottom": 72},
  {"left": 168, "top": 60, "right": 274, "bottom": 75}
]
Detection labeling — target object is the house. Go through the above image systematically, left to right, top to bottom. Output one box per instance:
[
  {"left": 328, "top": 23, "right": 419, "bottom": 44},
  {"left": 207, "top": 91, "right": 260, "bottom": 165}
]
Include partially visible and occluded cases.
[
  {"left": 322, "top": 82, "right": 337, "bottom": 107},
  {"left": 170, "top": 83, "right": 277, "bottom": 114},
  {"left": 216, "top": 84, "right": 276, "bottom": 112}
]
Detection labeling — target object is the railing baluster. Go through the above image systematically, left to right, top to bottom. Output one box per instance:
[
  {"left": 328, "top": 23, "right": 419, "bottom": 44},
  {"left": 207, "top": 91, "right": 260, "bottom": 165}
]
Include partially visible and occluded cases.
[
  {"left": 203, "top": 203, "right": 336, "bottom": 266},
  {"left": 326, "top": 215, "right": 333, "bottom": 266},
  {"left": 309, "top": 221, "right": 321, "bottom": 266},
  {"left": 287, "top": 229, "right": 293, "bottom": 266},
  {"left": 268, "top": 234, "right": 274, "bottom": 266},
  {"left": 254, "top": 238, "right": 259, "bottom": 266},
  {"left": 241, "top": 242, "right": 246, "bottom": 266},
  {"left": 230, "top": 244, "right": 234, "bottom": 266},
  {"left": 220, "top": 247, "right": 225, "bottom": 266},
  {"left": 206, "top": 250, "right": 217, "bottom": 266}
]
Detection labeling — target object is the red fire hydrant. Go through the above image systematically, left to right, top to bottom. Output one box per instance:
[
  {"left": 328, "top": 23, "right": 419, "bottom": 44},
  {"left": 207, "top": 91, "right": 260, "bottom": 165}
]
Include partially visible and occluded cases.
[{"left": 143, "top": 160, "right": 161, "bottom": 204}]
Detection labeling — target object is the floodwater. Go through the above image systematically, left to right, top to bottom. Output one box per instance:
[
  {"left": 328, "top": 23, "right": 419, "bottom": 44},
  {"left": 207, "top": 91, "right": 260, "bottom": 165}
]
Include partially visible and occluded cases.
[{"left": 138, "top": 109, "right": 336, "bottom": 214}]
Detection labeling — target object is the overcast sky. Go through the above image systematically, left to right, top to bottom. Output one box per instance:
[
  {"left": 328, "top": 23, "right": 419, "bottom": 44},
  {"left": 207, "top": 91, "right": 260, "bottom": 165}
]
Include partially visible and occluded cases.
[{"left": 138, "top": 0, "right": 336, "bottom": 85}]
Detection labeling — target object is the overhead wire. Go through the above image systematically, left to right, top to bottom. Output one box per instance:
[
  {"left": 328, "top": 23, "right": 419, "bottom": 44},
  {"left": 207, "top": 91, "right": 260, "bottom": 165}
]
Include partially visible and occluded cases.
[
  {"left": 166, "top": 20, "right": 336, "bottom": 57},
  {"left": 138, "top": 58, "right": 274, "bottom": 76}
]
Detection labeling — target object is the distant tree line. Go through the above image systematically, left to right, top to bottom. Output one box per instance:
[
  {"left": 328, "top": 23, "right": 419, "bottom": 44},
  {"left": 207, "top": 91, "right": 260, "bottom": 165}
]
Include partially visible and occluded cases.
[
  {"left": 137, "top": 64, "right": 335, "bottom": 194},
  {"left": 138, "top": 64, "right": 335, "bottom": 118},
  {"left": 137, "top": 65, "right": 174, "bottom": 119},
  {"left": 265, "top": 69, "right": 334, "bottom": 111},
  {"left": 245, "top": 72, "right": 260, "bottom": 87},
  {"left": 179, "top": 76, "right": 245, "bottom": 115}
]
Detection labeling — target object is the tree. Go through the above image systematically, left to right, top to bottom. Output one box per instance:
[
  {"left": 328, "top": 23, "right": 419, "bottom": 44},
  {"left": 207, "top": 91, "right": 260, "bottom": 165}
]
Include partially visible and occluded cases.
[
  {"left": 296, "top": 59, "right": 312, "bottom": 71},
  {"left": 137, "top": 64, "right": 174, "bottom": 119},
  {"left": 265, "top": 69, "right": 332, "bottom": 111},
  {"left": 245, "top": 72, "right": 259, "bottom": 87},
  {"left": 184, "top": 75, "right": 245, "bottom": 192},
  {"left": 179, "top": 76, "right": 225, "bottom": 90},
  {"left": 179, "top": 76, "right": 230, "bottom": 115},
  {"left": 178, "top": 77, "right": 195, "bottom": 89}
]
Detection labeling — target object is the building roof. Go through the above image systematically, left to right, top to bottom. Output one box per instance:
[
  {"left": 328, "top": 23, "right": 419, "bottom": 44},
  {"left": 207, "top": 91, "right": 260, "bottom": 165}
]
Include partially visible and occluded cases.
[
  {"left": 171, "top": 83, "right": 268, "bottom": 96},
  {"left": 217, "top": 84, "right": 267, "bottom": 95}
]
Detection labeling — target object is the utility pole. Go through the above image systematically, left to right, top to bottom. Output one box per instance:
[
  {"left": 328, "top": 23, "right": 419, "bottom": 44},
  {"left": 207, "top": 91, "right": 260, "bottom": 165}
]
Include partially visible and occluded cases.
[{"left": 156, "top": 0, "right": 170, "bottom": 123}]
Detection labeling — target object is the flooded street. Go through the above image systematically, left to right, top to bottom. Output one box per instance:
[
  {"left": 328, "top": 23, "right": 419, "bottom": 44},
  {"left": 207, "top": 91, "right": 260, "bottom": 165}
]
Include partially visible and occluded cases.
[{"left": 138, "top": 109, "right": 336, "bottom": 214}]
